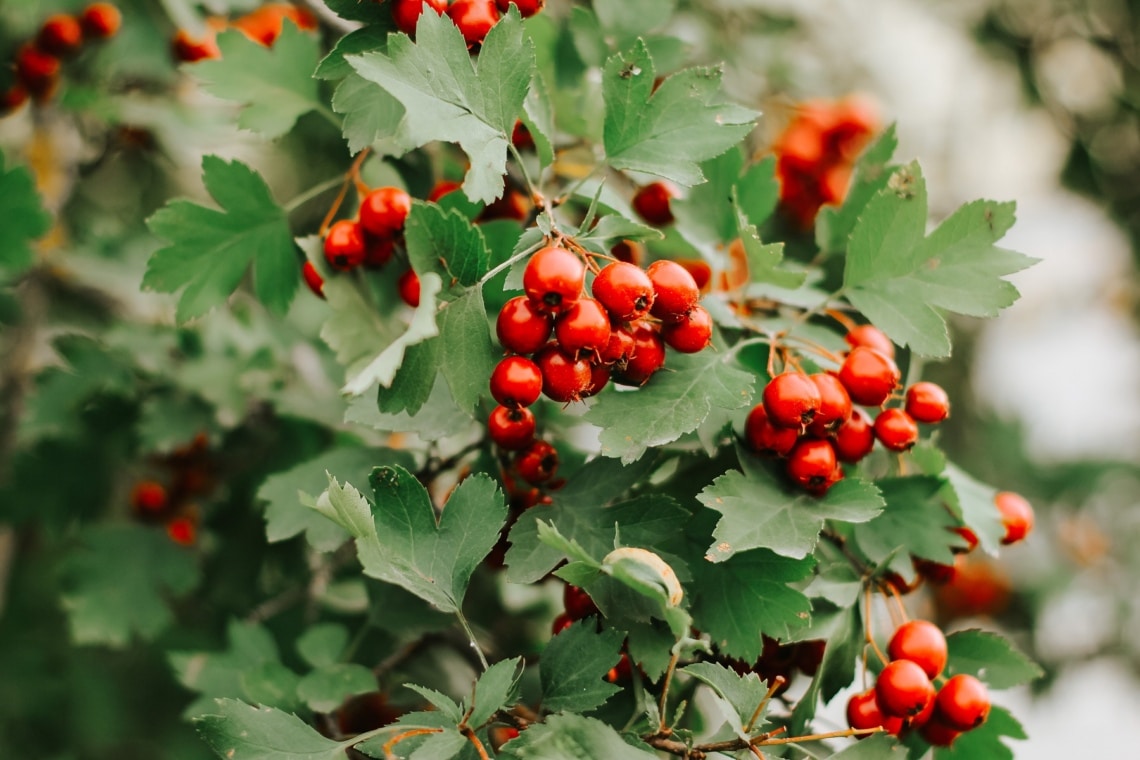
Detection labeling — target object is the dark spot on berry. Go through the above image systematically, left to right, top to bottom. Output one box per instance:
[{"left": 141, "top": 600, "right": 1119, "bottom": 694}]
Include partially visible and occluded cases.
[{"left": 543, "top": 292, "right": 562, "bottom": 308}]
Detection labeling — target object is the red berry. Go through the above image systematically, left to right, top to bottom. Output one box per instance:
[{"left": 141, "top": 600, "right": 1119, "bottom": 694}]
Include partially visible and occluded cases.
[
  {"left": 392, "top": 0, "right": 448, "bottom": 35},
  {"left": 447, "top": 0, "right": 501, "bottom": 48},
  {"left": 496, "top": 0, "right": 544, "bottom": 17},
  {"left": 81, "top": 3, "right": 122, "bottom": 39},
  {"left": 38, "top": 15, "right": 84, "bottom": 58},
  {"left": 172, "top": 28, "right": 221, "bottom": 63},
  {"left": 15, "top": 45, "right": 61, "bottom": 97},
  {"left": 2, "top": 85, "right": 29, "bottom": 115},
  {"left": 511, "top": 120, "right": 535, "bottom": 150},
  {"left": 428, "top": 179, "right": 462, "bottom": 202},
  {"left": 632, "top": 182, "right": 676, "bottom": 226},
  {"left": 359, "top": 186, "right": 411, "bottom": 238},
  {"left": 479, "top": 189, "right": 529, "bottom": 222},
  {"left": 323, "top": 220, "right": 366, "bottom": 271},
  {"left": 363, "top": 235, "right": 394, "bottom": 267},
  {"left": 611, "top": 239, "right": 644, "bottom": 266},
  {"left": 523, "top": 246, "right": 584, "bottom": 314},
  {"left": 646, "top": 260, "right": 699, "bottom": 322},
  {"left": 301, "top": 261, "right": 325, "bottom": 298},
  {"left": 592, "top": 262, "right": 654, "bottom": 321},
  {"left": 398, "top": 269, "right": 421, "bottom": 307},
  {"left": 496, "top": 296, "right": 553, "bottom": 355},
  {"left": 555, "top": 298, "right": 612, "bottom": 354},
  {"left": 662, "top": 305, "right": 712, "bottom": 353},
  {"left": 616, "top": 324, "right": 665, "bottom": 385},
  {"left": 845, "top": 324, "right": 895, "bottom": 359},
  {"left": 600, "top": 327, "right": 635, "bottom": 366},
  {"left": 534, "top": 345, "right": 591, "bottom": 403},
  {"left": 838, "top": 346, "right": 900, "bottom": 407},
  {"left": 490, "top": 356, "right": 543, "bottom": 407},
  {"left": 580, "top": 362, "right": 611, "bottom": 398},
  {"left": 763, "top": 373, "right": 822, "bottom": 429},
  {"left": 809, "top": 373, "right": 852, "bottom": 432},
  {"left": 905, "top": 382, "right": 950, "bottom": 424},
  {"left": 744, "top": 404, "right": 798, "bottom": 457},
  {"left": 488, "top": 405, "right": 536, "bottom": 450},
  {"left": 834, "top": 407, "right": 874, "bottom": 462},
  {"left": 874, "top": 408, "right": 919, "bottom": 451},
  {"left": 786, "top": 439, "right": 838, "bottom": 492},
  {"left": 517, "top": 440, "right": 558, "bottom": 485},
  {"left": 132, "top": 481, "right": 168, "bottom": 513},
  {"left": 994, "top": 491, "right": 1033, "bottom": 545},
  {"left": 166, "top": 517, "right": 197, "bottom": 546},
  {"left": 914, "top": 556, "right": 957, "bottom": 585},
  {"left": 563, "top": 584, "right": 598, "bottom": 620},
  {"left": 551, "top": 612, "right": 573, "bottom": 635},
  {"left": 887, "top": 620, "right": 947, "bottom": 680},
  {"left": 606, "top": 652, "right": 633, "bottom": 683},
  {"left": 875, "top": 660, "right": 935, "bottom": 718},
  {"left": 934, "top": 674, "right": 990, "bottom": 731},
  {"left": 846, "top": 689, "right": 903, "bottom": 736},
  {"left": 919, "top": 717, "right": 961, "bottom": 747},
  {"left": 488, "top": 725, "right": 520, "bottom": 753}
]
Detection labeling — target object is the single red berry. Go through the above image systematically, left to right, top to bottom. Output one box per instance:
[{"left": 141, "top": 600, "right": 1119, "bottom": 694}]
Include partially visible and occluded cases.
[
  {"left": 392, "top": 0, "right": 448, "bottom": 35},
  {"left": 447, "top": 0, "right": 501, "bottom": 48},
  {"left": 496, "top": 0, "right": 544, "bottom": 17},
  {"left": 81, "top": 3, "right": 122, "bottom": 39},
  {"left": 38, "top": 15, "right": 84, "bottom": 58},
  {"left": 172, "top": 28, "right": 221, "bottom": 63},
  {"left": 15, "top": 45, "right": 61, "bottom": 97},
  {"left": 1, "top": 86, "right": 29, "bottom": 115},
  {"left": 511, "top": 120, "right": 535, "bottom": 150},
  {"left": 428, "top": 179, "right": 462, "bottom": 202},
  {"left": 632, "top": 182, "right": 676, "bottom": 226},
  {"left": 359, "top": 186, "right": 411, "bottom": 238},
  {"left": 479, "top": 189, "right": 529, "bottom": 222},
  {"left": 323, "top": 220, "right": 366, "bottom": 271},
  {"left": 364, "top": 234, "right": 394, "bottom": 267},
  {"left": 611, "top": 239, "right": 644, "bottom": 266},
  {"left": 523, "top": 246, "right": 585, "bottom": 314},
  {"left": 646, "top": 260, "right": 700, "bottom": 322},
  {"left": 301, "top": 261, "right": 325, "bottom": 298},
  {"left": 592, "top": 261, "right": 655, "bottom": 321},
  {"left": 398, "top": 269, "right": 421, "bottom": 308},
  {"left": 496, "top": 296, "right": 553, "bottom": 354},
  {"left": 555, "top": 298, "right": 612, "bottom": 354},
  {"left": 662, "top": 305, "right": 712, "bottom": 354},
  {"left": 615, "top": 324, "right": 665, "bottom": 385},
  {"left": 845, "top": 324, "right": 895, "bottom": 359},
  {"left": 599, "top": 327, "right": 635, "bottom": 366},
  {"left": 534, "top": 344, "right": 591, "bottom": 403},
  {"left": 838, "top": 346, "right": 900, "bottom": 406},
  {"left": 490, "top": 356, "right": 543, "bottom": 407},
  {"left": 580, "top": 362, "right": 611, "bottom": 398},
  {"left": 763, "top": 373, "right": 822, "bottom": 429},
  {"left": 809, "top": 373, "right": 852, "bottom": 431},
  {"left": 906, "top": 381, "right": 950, "bottom": 424},
  {"left": 744, "top": 404, "right": 798, "bottom": 457},
  {"left": 488, "top": 405, "right": 536, "bottom": 450},
  {"left": 833, "top": 407, "right": 874, "bottom": 462},
  {"left": 874, "top": 408, "right": 919, "bottom": 451},
  {"left": 786, "top": 439, "right": 838, "bottom": 492},
  {"left": 518, "top": 440, "right": 558, "bottom": 485},
  {"left": 132, "top": 481, "right": 168, "bottom": 513},
  {"left": 994, "top": 491, "right": 1034, "bottom": 545},
  {"left": 166, "top": 517, "right": 197, "bottom": 546},
  {"left": 913, "top": 556, "right": 957, "bottom": 585},
  {"left": 563, "top": 584, "right": 598, "bottom": 620},
  {"left": 551, "top": 612, "right": 573, "bottom": 635},
  {"left": 887, "top": 620, "right": 947, "bottom": 680},
  {"left": 794, "top": 639, "right": 826, "bottom": 676},
  {"left": 606, "top": 652, "right": 633, "bottom": 683},
  {"left": 875, "top": 660, "right": 935, "bottom": 718},
  {"left": 935, "top": 674, "right": 990, "bottom": 731},
  {"left": 846, "top": 689, "right": 903, "bottom": 736},
  {"left": 908, "top": 691, "right": 936, "bottom": 728},
  {"left": 919, "top": 717, "right": 961, "bottom": 747},
  {"left": 488, "top": 725, "right": 521, "bottom": 753}
]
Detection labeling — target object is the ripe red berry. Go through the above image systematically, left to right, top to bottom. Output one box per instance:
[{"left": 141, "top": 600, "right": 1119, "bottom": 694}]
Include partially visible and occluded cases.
[
  {"left": 392, "top": 0, "right": 448, "bottom": 36},
  {"left": 447, "top": 0, "right": 501, "bottom": 48},
  {"left": 496, "top": 0, "right": 544, "bottom": 17},
  {"left": 81, "top": 3, "right": 122, "bottom": 39},
  {"left": 38, "top": 15, "right": 84, "bottom": 58},
  {"left": 172, "top": 28, "right": 221, "bottom": 63},
  {"left": 15, "top": 45, "right": 61, "bottom": 97},
  {"left": 511, "top": 120, "right": 535, "bottom": 150},
  {"left": 428, "top": 179, "right": 462, "bottom": 202},
  {"left": 632, "top": 182, "right": 676, "bottom": 226},
  {"left": 359, "top": 186, "right": 411, "bottom": 238},
  {"left": 323, "top": 220, "right": 366, "bottom": 271},
  {"left": 364, "top": 235, "right": 394, "bottom": 267},
  {"left": 611, "top": 239, "right": 644, "bottom": 266},
  {"left": 523, "top": 246, "right": 584, "bottom": 314},
  {"left": 646, "top": 260, "right": 699, "bottom": 322},
  {"left": 301, "top": 261, "right": 325, "bottom": 298},
  {"left": 592, "top": 262, "right": 654, "bottom": 321},
  {"left": 398, "top": 269, "right": 421, "bottom": 308},
  {"left": 496, "top": 296, "right": 553, "bottom": 355},
  {"left": 555, "top": 298, "right": 612, "bottom": 354},
  {"left": 662, "top": 305, "right": 712, "bottom": 353},
  {"left": 616, "top": 324, "right": 665, "bottom": 386},
  {"left": 845, "top": 324, "right": 895, "bottom": 359},
  {"left": 600, "top": 327, "right": 635, "bottom": 366},
  {"left": 535, "top": 345, "right": 591, "bottom": 403},
  {"left": 838, "top": 346, "right": 900, "bottom": 406},
  {"left": 490, "top": 356, "right": 543, "bottom": 407},
  {"left": 581, "top": 362, "right": 611, "bottom": 398},
  {"left": 763, "top": 373, "right": 822, "bottom": 429},
  {"left": 809, "top": 373, "right": 852, "bottom": 431},
  {"left": 905, "top": 381, "right": 950, "bottom": 424},
  {"left": 744, "top": 404, "right": 798, "bottom": 457},
  {"left": 488, "top": 405, "right": 536, "bottom": 450},
  {"left": 833, "top": 407, "right": 874, "bottom": 462},
  {"left": 874, "top": 408, "right": 919, "bottom": 451},
  {"left": 786, "top": 439, "right": 838, "bottom": 492},
  {"left": 517, "top": 440, "right": 558, "bottom": 485},
  {"left": 132, "top": 481, "right": 168, "bottom": 513},
  {"left": 994, "top": 491, "right": 1034, "bottom": 545},
  {"left": 166, "top": 516, "right": 197, "bottom": 546},
  {"left": 563, "top": 584, "right": 598, "bottom": 620},
  {"left": 551, "top": 611, "right": 572, "bottom": 635},
  {"left": 887, "top": 620, "right": 947, "bottom": 680},
  {"left": 606, "top": 652, "right": 633, "bottom": 683},
  {"left": 875, "top": 660, "right": 935, "bottom": 718},
  {"left": 934, "top": 674, "right": 990, "bottom": 731},
  {"left": 846, "top": 689, "right": 903, "bottom": 736},
  {"left": 919, "top": 717, "right": 961, "bottom": 747},
  {"left": 488, "top": 725, "right": 521, "bottom": 753}
]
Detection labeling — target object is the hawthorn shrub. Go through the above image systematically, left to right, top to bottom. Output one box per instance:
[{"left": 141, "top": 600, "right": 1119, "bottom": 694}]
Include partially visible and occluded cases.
[{"left": 0, "top": 1, "right": 1047, "bottom": 758}]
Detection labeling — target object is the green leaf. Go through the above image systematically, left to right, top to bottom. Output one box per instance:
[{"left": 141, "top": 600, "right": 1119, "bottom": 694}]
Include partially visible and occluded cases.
[
  {"left": 594, "top": 0, "right": 677, "bottom": 36},
  {"left": 348, "top": 9, "right": 535, "bottom": 203},
  {"left": 316, "top": 25, "right": 391, "bottom": 80},
  {"left": 192, "top": 26, "right": 321, "bottom": 138},
  {"left": 602, "top": 40, "right": 756, "bottom": 186},
  {"left": 332, "top": 72, "right": 409, "bottom": 154},
  {"left": 521, "top": 74, "right": 556, "bottom": 168},
  {"left": 816, "top": 126, "right": 899, "bottom": 255},
  {"left": 672, "top": 148, "right": 746, "bottom": 249},
  {"left": 0, "top": 152, "right": 51, "bottom": 273},
  {"left": 144, "top": 156, "right": 297, "bottom": 322},
  {"left": 843, "top": 162, "right": 1036, "bottom": 357},
  {"left": 734, "top": 192, "right": 806, "bottom": 289},
  {"left": 405, "top": 202, "right": 491, "bottom": 287},
  {"left": 437, "top": 287, "right": 498, "bottom": 413},
  {"left": 376, "top": 339, "right": 440, "bottom": 416},
  {"left": 586, "top": 352, "right": 755, "bottom": 464},
  {"left": 348, "top": 373, "right": 469, "bottom": 441},
  {"left": 136, "top": 391, "right": 216, "bottom": 453},
  {"left": 699, "top": 449, "right": 884, "bottom": 562},
  {"left": 942, "top": 463, "right": 1006, "bottom": 554},
  {"left": 853, "top": 477, "right": 958, "bottom": 572},
  {"left": 59, "top": 524, "right": 199, "bottom": 648},
  {"left": 790, "top": 602, "right": 862, "bottom": 733},
  {"left": 170, "top": 620, "right": 283, "bottom": 718},
  {"left": 540, "top": 621, "right": 624, "bottom": 713},
  {"left": 296, "top": 624, "right": 350, "bottom": 669},
  {"left": 945, "top": 629, "right": 1043, "bottom": 690},
  {"left": 468, "top": 657, "right": 523, "bottom": 727},
  {"left": 681, "top": 662, "right": 770, "bottom": 730},
  {"left": 241, "top": 663, "right": 303, "bottom": 712},
  {"left": 297, "top": 664, "right": 377, "bottom": 712},
  {"left": 404, "top": 686, "right": 463, "bottom": 723},
  {"left": 195, "top": 699, "right": 343, "bottom": 760},
  {"left": 933, "top": 706, "right": 1027, "bottom": 760},
  {"left": 499, "top": 713, "right": 658, "bottom": 759},
  {"left": 832, "top": 733, "right": 907, "bottom": 758}
]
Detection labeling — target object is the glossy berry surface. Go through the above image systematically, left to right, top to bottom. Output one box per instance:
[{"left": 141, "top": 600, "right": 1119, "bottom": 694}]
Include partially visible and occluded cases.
[
  {"left": 392, "top": 0, "right": 448, "bottom": 36},
  {"left": 447, "top": 0, "right": 501, "bottom": 47},
  {"left": 496, "top": 0, "right": 544, "bottom": 17},
  {"left": 81, "top": 3, "right": 122, "bottom": 39},
  {"left": 38, "top": 15, "right": 84, "bottom": 57},
  {"left": 632, "top": 182, "right": 676, "bottom": 226},
  {"left": 359, "top": 186, "right": 411, "bottom": 238},
  {"left": 323, "top": 220, "right": 366, "bottom": 270},
  {"left": 523, "top": 246, "right": 584, "bottom": 314},
  {"left": 646, "top": 260, "right": 699, "bottom": 321},
  {"left": 301, "top": 261, "right": 325, "bottom": 298},
  {"left": 592, "top": 262, "right": 654, "bottom": 321},
  {"left": 397, "top": 269, "right": 420, "bottom": 308},
  {"left": 496, "top": 296, "right": 553, "bottom": 355},
  {"left": 555, "top": 298, "right": 611, "bottom": 354},
  {"left": 662, "top": 305, "right": 712, "bottom": 353},
  {"left": 616, "top": 324, "right": 665, "bottom": 385},
  {"left": 845, "top": 324, "right": 895, "bottom": 359},
  {"left": 535, "top": 345, "right": 591, "bottom": 402},
  {"left": 839, "top": 346, "right": 900, "bottom": 406},
  {"left": 490, "top": 356, "right": 543, "bottom": 407},
  {"left": 763, "top": 373, "right": 822, "bottom": 429},
  {"left": 809, "top": 373, "right": 852, "bottom": 431},
  {"left": 905, "top": 381, "right": 950, "bottom": 423},
  {"left": 744, "top": 404, "right": 798, "bottom": 457},
  {"left": 488, "top": 405, "right": 536, "bottom": 450},
  {"left": 833, "top": 408, "right": 874, "bottom": 462},
  {"left": 874, "top": 408, "right": 919, "bottom": 451},
  {"left": 786, "top": 439, "right": 837, "bottom": 492},
  {"left": 517, "top": 440, "right": 558, "bottom": 485},
  {"left": 994, "top": 491, "right": 1034, "bottom": 545},
  {"left": 563, "top": 584, "right": 598, "bottom": 620},
  {"left": 887, "top": 620, "right": 947, "bottom": 679},
  {"left": 876, "top": 659, "right": 935, "bottom": 718},
  {"left": 935, "top": 674, "right": 990, "bottom": 731},
  {"left": 846, "top": 689, "right": 903, "bottom": 736}
]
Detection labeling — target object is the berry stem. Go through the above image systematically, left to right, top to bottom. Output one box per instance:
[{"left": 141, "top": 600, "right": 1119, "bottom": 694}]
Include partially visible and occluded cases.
[
  {"left": 318, "top": 149, "right": 371, "bottom": 236},
  {"left": 283, "top": 175, "right": 347, "bottom": 213},
  {"left": 477, "top": 239, "right": 546, "bottom": 285},
  {"left": 824, "top": 307, "right": 860, "bottom": 333},
  {"left": 864, "top": 584, "right": 890, "bottom": 666},
  {"left": 455, "top": 609, "right": 490, "bottom": 671},
  {"left": 657, "top": 646, "right": 681, "bottom": 734},
  {"left": 744, "top": 675, "right": 786, "bottom": 733},
  {"left": 462, "top": 727, "right": 492, "bottom": 760},
  {"left": 377, "top": 728, "right": 443, "bottom": 759}
]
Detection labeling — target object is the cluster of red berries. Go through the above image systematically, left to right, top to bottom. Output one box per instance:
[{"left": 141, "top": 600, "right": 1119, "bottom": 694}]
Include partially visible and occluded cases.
[
  {"left": 391, "top": 0, "right": 545, "bottom": 48},
  {"left": 171, "top": 3, "right": 317, "bottom": 63},
  {"left": 1, "top": 4, "right": 121, "bottom": 115},
  {"left": 774, "top": 98, "right": 878, "bottom": 229},
  {"left": 306, "top": 186, "right": 420, "bottom": 308},
  {"left": 744, "top": 325, "right": 951, "bottom": 495},
  {"left": 129, "top": 433, "right": 215, "bottom": 546},
  {"left": 551, "top": 584, "right": 633, "bottom": 683},
  {"left": 848, "top": 620, "right": 991, "bottom": 748}
]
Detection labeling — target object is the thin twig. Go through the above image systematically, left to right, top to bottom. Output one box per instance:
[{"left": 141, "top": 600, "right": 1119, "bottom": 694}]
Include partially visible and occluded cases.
[
  {"left": 455, "top": 610, "right": 490, "bottom": 671},
  {"left": 657, "top": 648, "right": 681, "bottom": 734},
  {"left": 744, "top": 675, "right": 785, "bottom": 733}
]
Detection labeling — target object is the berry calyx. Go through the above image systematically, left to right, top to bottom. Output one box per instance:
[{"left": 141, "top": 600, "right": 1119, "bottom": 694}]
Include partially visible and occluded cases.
[
  {"left": 392, "top": 0, "right": 448, "bottom": 36},
  {"left": 447, "top": 0, "right": 501, "bottom": 48},
  {"left": 496, "top": 0, "right": 544, "bottom": 17},
  {"left": 80, "top": 3, "right": 122, "bottom": 39},
  {"left": 38, "top": 15, "right": 84, "bottom": 58},
  {"left": 632, "top": 182, "right": 676, "bottom": 226},
  {"left": 359, "top": 186, "right": 411, "bottom": 239},
  {"left": 323, "top": 220, "right": 366, "bottom": 271},
  {"left": 523, "top": 246, "right": 584, "bottom": 314},
  {"left": 646, "top": 260, "right": 700, "bottom": 322},
  {"left": 301, "top": 261, "right": 325, "bottom": 298},
  {"left": 592, "top": 262, "right": 654, "bottom": 321},
  {"left": 398, "top": 269, "right": 421, "bottom": 308},
  {"left": 496, "top": 296, "right": 553, "bottom": 355},
  {"left": 555, "top": 298, "right": 612, "bottom": 354},
  {"left": 661, "top": 305, "right": 712, "bottom": 354},
  {"left": 616, "top": 324, "right": 665, "bottom": 386},
  {"left": 845, "top": 324, "right": 895, "bottom": 359},
  {"left": 600, "top": 327, "right": 635, "bottom": 366},
  {"left": 535, "top": 345, "right": 591, "bottom": 403},
  {"left": 838, "top": 346, "right": 900, "bottom": 406},
  {"left": 490, "top": 356, "right": 543, "bottom": 408},
  {"left": 809, "top": 372, "right": 853, "bottom": 431},
  {"left": 763, "top": 373, "right": 822, "bottom": 429},
  {"left": 905, "top": 381, "right": 950, "bottom": 424},
  {"left": 744, "top": 404, "right": 798, "bottom": 457},
  {"left": 488, "top": 405, "right": 536, "bottom": 450},
  {"left": 833, "top": 408, "right": 874, "bottom": 462},
  {"left": 874, "top": 408, "right": 919, "bottom": 451},
  {"left": 786, "top": 439, "right": 838, "bottom": 492},
  {"left": 517, "top": 440, "right": 558, "bottom": 485},
  {"left": 994, "top": 491, "right": 1034, "bottom": 545},
  {"left": 563, "top": 584, "right": 598, "bottom": 620},
  {"left": 887, "top": 620, "right": 947, "bottom": 679},
  {"left": 875, "top": 659, "right": 935, "bottom": 718},
  {"left": 934, "top": 674, "right": 990, "bottom": 731},
  {"left": 846, "top": 689, "right": 903, "bottom": 736}
]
